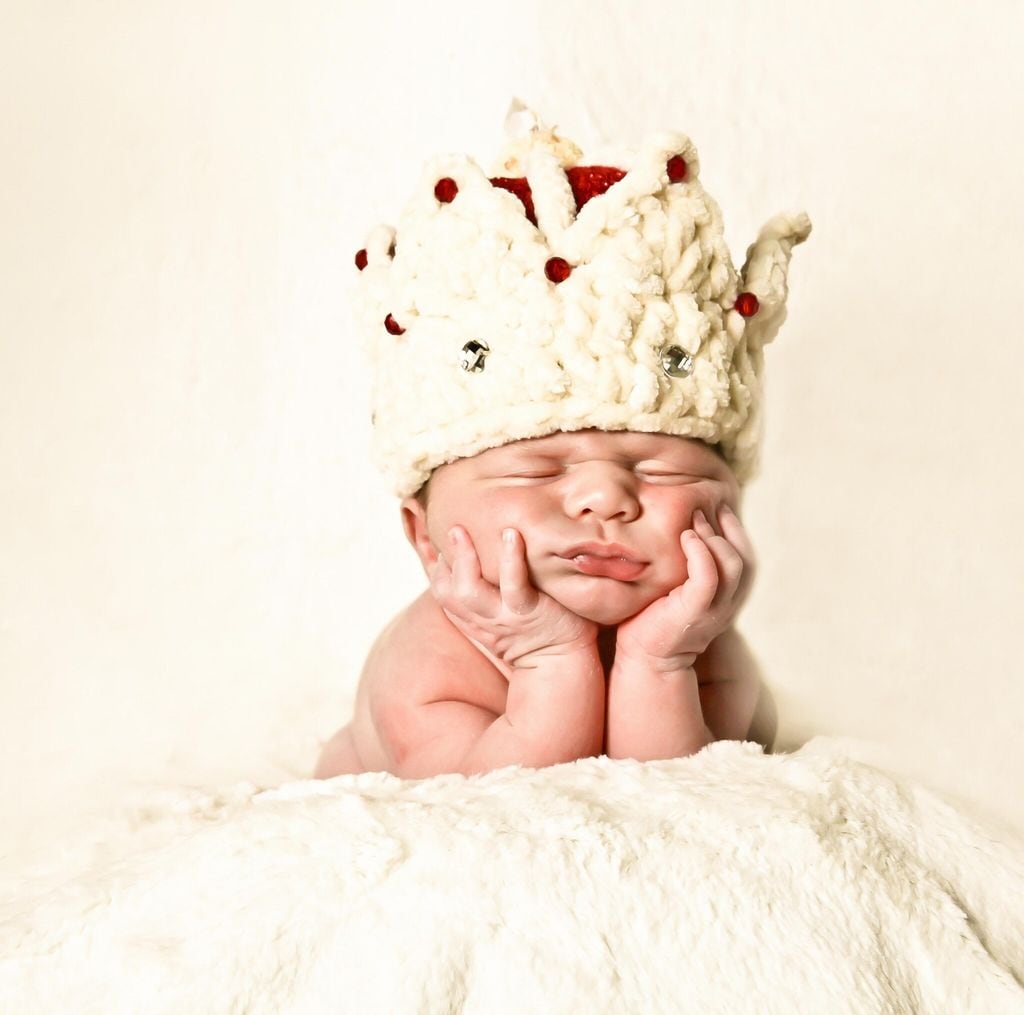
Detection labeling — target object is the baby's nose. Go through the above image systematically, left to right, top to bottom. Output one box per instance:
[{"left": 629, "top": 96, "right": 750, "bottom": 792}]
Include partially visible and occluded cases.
[{"left": 563, "top": 466, "right": 640, "bottom": 518}]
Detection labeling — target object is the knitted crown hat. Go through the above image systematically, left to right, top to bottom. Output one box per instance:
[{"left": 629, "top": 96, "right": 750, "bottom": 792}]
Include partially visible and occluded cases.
[{"left": 348, "top": 97, "right": 812, "bottom": 500}]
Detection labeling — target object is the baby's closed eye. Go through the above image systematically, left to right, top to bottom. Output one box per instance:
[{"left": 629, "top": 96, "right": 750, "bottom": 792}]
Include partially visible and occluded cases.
[{"left": 503, "top": 468, "right": 702, "bottom": 482}]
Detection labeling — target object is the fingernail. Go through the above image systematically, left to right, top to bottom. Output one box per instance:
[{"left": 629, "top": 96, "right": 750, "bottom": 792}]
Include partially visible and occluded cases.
[
  {"left": 695, "top": 510, "right": 706, "bottom": 523},
  {"left": 448, "top": 527, "right": 459, "bottom": 543},
  {"left": 503, "top": 528, "right": 514, "bottom": 544}
]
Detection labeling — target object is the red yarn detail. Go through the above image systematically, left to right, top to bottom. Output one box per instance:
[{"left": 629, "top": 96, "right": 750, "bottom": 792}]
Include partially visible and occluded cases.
[
  {"left": 666, "top": 155, "right": 688, "bottom": 183},
  {"left": 488, "top": 165, "right": 625, "bottom": 223},
  {"left": 565, "top": 166, "right": 626, "bottom": 211},
  {"left": 434, "top": 177, "right": 458, "bottom": 203},
  {"left": 490, "top": 177, "right": 537, "bottom": 225},
  {"left": 355, "top": 248, "right": 368, "bottom": 270},
  {"left": 545, "top": 257, "right": 572, "bottom": 283},
  {"left": 735, "top": 292, "right": 760, "bottom": 317},
  {"left": 384, "top": 313, "right": 405, "bottom": 335}
]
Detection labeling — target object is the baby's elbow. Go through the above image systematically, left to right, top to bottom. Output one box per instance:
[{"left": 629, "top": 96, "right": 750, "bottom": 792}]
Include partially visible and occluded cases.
[
  {"left": 376, "top": 698, "right": 500, "bottom": 779},
  {"left": 312, "top": 724, "right": 365, "bottom": 779}
]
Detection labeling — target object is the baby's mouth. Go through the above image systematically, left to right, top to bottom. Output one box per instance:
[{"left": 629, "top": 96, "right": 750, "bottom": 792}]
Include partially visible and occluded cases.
[{"left": 563, "top": 554, "right": 647, "bottom": 581}]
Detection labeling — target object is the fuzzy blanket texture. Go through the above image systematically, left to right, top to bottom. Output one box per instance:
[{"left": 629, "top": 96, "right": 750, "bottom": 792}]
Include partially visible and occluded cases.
[{"left": 2, "top": 736, "right": 1023, "bottom": 1014}]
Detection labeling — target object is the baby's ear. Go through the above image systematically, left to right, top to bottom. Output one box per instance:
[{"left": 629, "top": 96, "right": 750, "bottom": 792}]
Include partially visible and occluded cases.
[{"left": 399, "top": 497, "right": 437, "bottom": 573}]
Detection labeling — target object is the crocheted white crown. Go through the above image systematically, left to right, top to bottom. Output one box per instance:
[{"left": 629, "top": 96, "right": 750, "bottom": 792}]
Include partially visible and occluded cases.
[{"left": 348, "top": 98, "right": 812, "bottom": 499}]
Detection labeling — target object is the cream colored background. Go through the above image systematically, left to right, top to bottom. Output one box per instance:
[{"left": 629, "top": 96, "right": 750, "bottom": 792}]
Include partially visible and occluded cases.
[{"left": 3, "top": 1, "right": 1022, "bottom": 875}]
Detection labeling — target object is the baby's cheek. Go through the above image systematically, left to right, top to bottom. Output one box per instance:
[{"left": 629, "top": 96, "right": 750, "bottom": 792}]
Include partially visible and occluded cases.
[
  {"left": 654, "top": 535, "right": 690, "bottom": 590},
  {"left": 477, "top": 545, "right": 506, "bottom": 586}
]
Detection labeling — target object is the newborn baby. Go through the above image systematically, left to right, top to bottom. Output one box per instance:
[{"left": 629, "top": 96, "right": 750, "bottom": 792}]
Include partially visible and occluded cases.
[
  {"left": 328, "top": 103, "right": 810, "bottom": 780},
  {"left": 313, "top": 426, "right": 777, "bottom": 780}
]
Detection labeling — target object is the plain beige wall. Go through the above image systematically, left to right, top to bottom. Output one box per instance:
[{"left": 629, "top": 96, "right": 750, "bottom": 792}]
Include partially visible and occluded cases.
[{"left": 3, "top": 0, "right": 1022, "bottom": 872}]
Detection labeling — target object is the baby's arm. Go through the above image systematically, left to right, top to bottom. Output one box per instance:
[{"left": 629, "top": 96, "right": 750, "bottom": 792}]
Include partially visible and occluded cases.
[
  {"left": 606, "top": 502, "right": 776, "bottom": 759},
  {"left": 377, "top": 525, "right": 606, "bottom": 778},
  {"left": 605, "top": 626, "right": 776, "bottom": 762},
  {"left": 696, "top": 627, "right": 778, "bottom": 752},
  {"left": 376, "top": 645, "right": 605, "bottom": 778},
  {"left": 604, "top": 646, "right": 713, "bottom": 761}
]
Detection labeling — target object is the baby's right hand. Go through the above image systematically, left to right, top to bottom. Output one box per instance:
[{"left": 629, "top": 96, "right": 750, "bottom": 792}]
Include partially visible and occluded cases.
[{"left": 429, "top": 525, "right": 598, "bottom": 670}]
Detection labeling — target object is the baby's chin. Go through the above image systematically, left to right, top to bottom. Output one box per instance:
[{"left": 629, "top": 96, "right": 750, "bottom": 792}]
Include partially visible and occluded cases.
[{"left": 541, "top": 576, "right": 661, "bottom": 627}]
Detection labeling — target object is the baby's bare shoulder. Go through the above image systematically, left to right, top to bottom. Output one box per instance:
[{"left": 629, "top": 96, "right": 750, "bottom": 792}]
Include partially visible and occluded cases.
[{"left": 364, "top": 591, "right": 509, "bottom": 716}]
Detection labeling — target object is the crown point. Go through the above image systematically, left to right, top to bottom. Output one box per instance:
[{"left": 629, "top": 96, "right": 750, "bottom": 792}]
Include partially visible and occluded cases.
[
  {"left": 666, "top": 155, "right": 688, "bottom": 183},
  {"left": 566, "top": 165, "right": 626, "bottom": 210},
  {"left": 489, "top": 176, "right": 538, "bottom": 225},
  {"left": 434, "top": 177, "right": 458, "bottom": 203},
  {"left": 355, "top": 248, "right": 368, "bottom": 270},
  {"left": 545, "top": 256, "right": 572, "bottom": 283},
  {"left": 735, "top": 292, "right": 760, "bottom": 317},
  {"left": 384, "top": 313, "right": 405, "bottom": 335}
]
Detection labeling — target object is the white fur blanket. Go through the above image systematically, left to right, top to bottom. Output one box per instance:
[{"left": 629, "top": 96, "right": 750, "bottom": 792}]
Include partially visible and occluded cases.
[{"left": 2, "top": 737, "right": 1023, "bottom": 1013}]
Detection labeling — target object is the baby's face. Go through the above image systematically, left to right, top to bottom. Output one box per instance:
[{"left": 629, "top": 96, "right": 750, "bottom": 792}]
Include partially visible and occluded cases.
[{"left": 400, "top": 429, "right": 743, "bottom": 628}]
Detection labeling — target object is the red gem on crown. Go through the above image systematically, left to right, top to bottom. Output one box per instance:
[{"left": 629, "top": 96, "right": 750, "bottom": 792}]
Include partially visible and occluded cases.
[
  {"left": 666, "top": 155, "right": 688, "bottom": 183},
  {"left": 434, "top": 177, "right": 458, "bottom": 203},
  {"left": 355, "top": 248, "right": 368, "bottom": 270},
  {"left": 545, "top": 257, "right": 572, "bottom": 283},
  {"left": 735, "top": 292, "right": 760, "bottom": 317},
  {"left": 384, "top": 313, "right": 405, "bottom": 335}
]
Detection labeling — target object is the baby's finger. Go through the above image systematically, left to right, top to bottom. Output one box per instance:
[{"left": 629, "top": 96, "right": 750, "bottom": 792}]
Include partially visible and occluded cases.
[
  {"left": 717, "top": 504, "right": 755, "bottom": 569},
  {"left": 717, "top": 504, "right": 757, "bottom": 603},
  {"left": 691, "top": 508, "right": 718, "bottom": 540},
  {"left": 691, "top": 513, "right": 743, "bottom": 607},
  {"left": 447, "top": 526, "right": 500, "bottom": 614},
  {"left": 447, "top": 526, "right": 482, "bottom": 593},
  {"left": 498, "top": 528, "right": 536, "bottom": 614},
  {"left": 678, "top": 529, "right": 719, "bottom": 615},
  {"left": 428, "top": 550, "right": 448, "bottom": 580},
  {"left": 427, "top": 552, "right": 453, "bottom": 603}
]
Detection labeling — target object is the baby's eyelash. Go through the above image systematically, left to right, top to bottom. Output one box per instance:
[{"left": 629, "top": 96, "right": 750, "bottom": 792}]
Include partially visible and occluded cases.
[{"left": 509, "top": 469, "right": 689, "bottom": 480}]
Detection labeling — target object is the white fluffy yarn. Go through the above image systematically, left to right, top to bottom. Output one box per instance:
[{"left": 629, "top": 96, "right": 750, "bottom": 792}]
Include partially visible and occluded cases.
[{"left": 348, "top": 97, "right": 812, "bottom": 498}]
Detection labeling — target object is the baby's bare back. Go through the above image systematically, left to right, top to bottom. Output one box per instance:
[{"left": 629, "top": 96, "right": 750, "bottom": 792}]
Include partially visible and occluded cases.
[{"left": 313, "top": 591, "right": 511, "bottom": 778}]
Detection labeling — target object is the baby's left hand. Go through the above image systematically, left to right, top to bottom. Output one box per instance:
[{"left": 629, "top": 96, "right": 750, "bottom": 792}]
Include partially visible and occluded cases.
[{"left": 615, "top": 504, "right": 756, "bottom": 668}]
